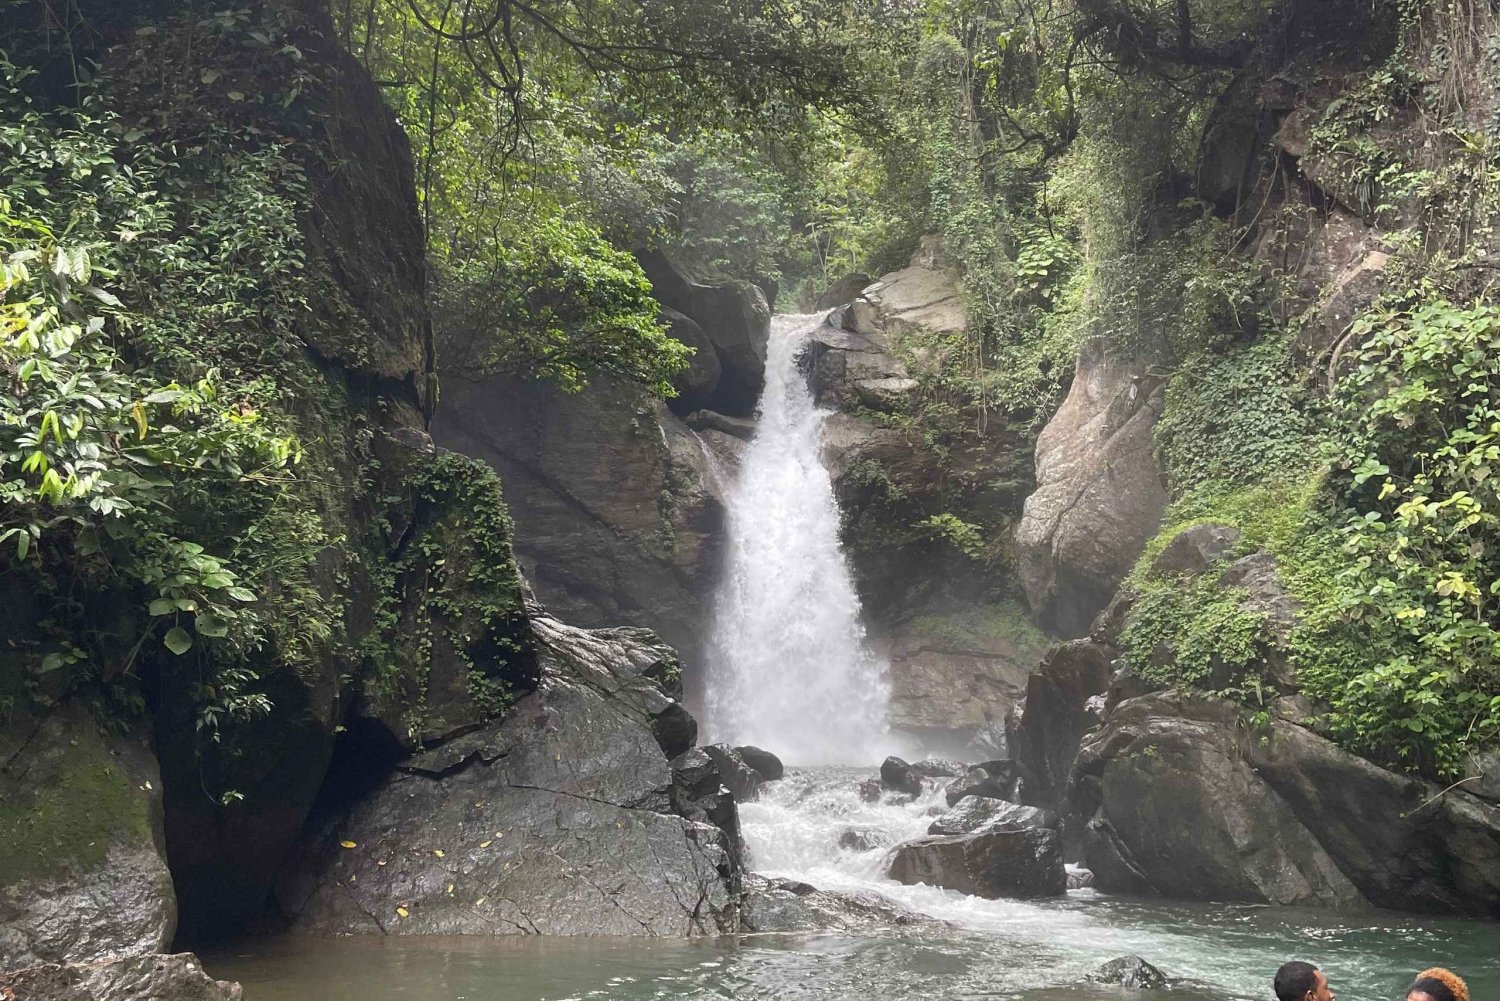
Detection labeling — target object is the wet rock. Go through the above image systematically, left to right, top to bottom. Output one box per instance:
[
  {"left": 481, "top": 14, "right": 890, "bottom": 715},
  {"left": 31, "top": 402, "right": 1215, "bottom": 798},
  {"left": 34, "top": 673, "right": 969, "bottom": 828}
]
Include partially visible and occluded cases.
[
  {"left": 1015, "top": 338, "right": 1168, "bottom": 637},
  {"left": 434, "top": 374, "right": 729, "bottom": 675},
  {"left": 685, "top": 410, "right": 756, "bottom": 440},
  {"left": 1151, "top": 524, "right": 1242, "bottom": 575},
  {"left": 279, "top": 615, "right": 740, "bottom": 936},
  {"left": 1012, "top": 640, "right": 1114, "bottom": 813},
  {"left": 1069, "top": 691, "right": 1500, "bottom": 916},
  {"left": 0, "top": 704, "right": 175, "bottom": 969},
  {"left": 701, "top": 745, "right": 764, "bottom": 803},
  {"left": 735, "top": 746, "right": 784, "bottom": 783},
  {"left": 669, "top": 749, "right": 743, "bottom": 870},
  {"left": 880, "top": 756, "right": 924, "bottom": 797},
  {"left": 910, "top": 758, "right": 968, "bottom": 779},
  {"left": 943, "top": 764, "right": 1017, "bottom": 806},
  {"left": 856, "top": 778, "right": 884, "bottom": 803},
  {"left": 928, "top": 797, "right": 1053, "bottom": 836},
  {"left": 838, "top": 827, "right": 890, "bottom": 852},
  {"left": 887, "top": 827, "right": 1066, "bottom": 899},
  {"left": 1066, "top": 864, "right": 1094, "bottom": 890},
  {"left": 740, "top": 874, "right": 940, "bottom": 933},
  {"left": 0, "top": 953, "right": 242, "bottom": 1001},
  {"left": 1085, "top": 956, "right": 1168, "bottom": 989}
]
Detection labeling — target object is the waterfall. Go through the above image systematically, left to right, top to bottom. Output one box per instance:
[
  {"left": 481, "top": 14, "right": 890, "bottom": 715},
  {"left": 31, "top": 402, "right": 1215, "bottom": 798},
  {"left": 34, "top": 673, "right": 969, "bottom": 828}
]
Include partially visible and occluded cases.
[{"left": 705, "top": 313, "right": 890, "bottom": 764}]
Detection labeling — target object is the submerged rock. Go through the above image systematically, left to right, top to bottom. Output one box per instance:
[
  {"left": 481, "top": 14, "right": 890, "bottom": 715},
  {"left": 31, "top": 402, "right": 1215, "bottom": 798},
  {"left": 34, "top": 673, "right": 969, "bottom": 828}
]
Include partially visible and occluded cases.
[
  {"left": 279, "top": 615, "right": 740, "bottom": 936},
  {"left": 880, "top": 756, "right": 924, "bottom": 798},
  {"left": 856, "top": 778, "right": 884, "bottom": 803},
  {"left": 928, "top": 797, "right": 1053, "bottom": 836},
  {"left": 838, "top": 827, "right": 891, "bottom": 852},
  {"left": 887, "top": 827, "right": 1065, "bottom": 899},
  {"left": 740, "top": 874, "right": 938, "bottom": 933},
  {"left": 0, "top": 954, "right": 242, "bottom": 1001},
  {"left": 1085, "top": 956, "right": 1168, "bottom": 989}
]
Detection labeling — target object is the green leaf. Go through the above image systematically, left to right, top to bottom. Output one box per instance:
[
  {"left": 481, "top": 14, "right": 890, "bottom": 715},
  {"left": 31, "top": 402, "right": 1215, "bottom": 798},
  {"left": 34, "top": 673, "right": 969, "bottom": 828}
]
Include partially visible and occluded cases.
[
  {"left": 226, "top": 586, "right": 257, "bottom": 602},
  {"left": 148, "top": 598, "right": 175, "bottom": 616},
  {"left": 195, "top": 613, "right": 229, "bottom": 638},
  {"left": 164, "top": 627, "right": 193, "bottom": 655}
]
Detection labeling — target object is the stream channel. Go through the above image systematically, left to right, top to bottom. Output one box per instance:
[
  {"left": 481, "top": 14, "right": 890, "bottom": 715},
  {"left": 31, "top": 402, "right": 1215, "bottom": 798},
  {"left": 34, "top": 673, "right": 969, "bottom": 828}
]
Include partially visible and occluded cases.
[{"left": 205, "top": 314, "right": 1500, "bottom": 999}]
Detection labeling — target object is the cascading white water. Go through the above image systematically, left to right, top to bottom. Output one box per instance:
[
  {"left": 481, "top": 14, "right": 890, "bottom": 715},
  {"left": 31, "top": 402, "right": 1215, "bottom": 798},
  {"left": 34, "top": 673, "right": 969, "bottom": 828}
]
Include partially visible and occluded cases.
[{"left": 705, "top": 313, "right": 890, "bottom": 764}]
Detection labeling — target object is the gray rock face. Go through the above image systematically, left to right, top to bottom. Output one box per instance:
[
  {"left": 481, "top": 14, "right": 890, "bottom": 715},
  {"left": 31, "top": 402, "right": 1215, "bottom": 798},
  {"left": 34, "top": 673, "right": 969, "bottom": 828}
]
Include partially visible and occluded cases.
[
  {"left": 637, "top": 250, "right": 771, "bottom": 416},
  {"left": 813, "top": 273, "right": 874, "bottom": 310},
  {"left": 662, "top": 308, "right": 722, "bottom": 412},
  {"left": 1015, "top": 338, "right": 1168, "bottom": 636},
  {"left": 432, "top": 373, "right": 728, "bottom": 686},
  {"left": 1151, "top": 524, "right": 1243, "bottom": 574},
  {"left": 280, "top": 615, "right": 740, "bottom": 936},
  {"left": 884, "top": 635, "right": 1041, "bottom": 761},
  {"left": 1012, "top": 640, "right": 1115, "bottom": 813},
  {"left": 1071, "top": 692, "right": 1500, "bottom": 916},
  {"left": 0, "top": 704, "right": 175, "bottom": 969},
  {"left": 701, "top": 745, "right": 765, "bottom": 803},
  {"left": 1464, "top": 750, "right": 1500, "bottom": 803},
  {"left": 880, "top": 757, "right": 924, "bottom": 797},
  {"left": 911, "top": 758, "right": 967, "bottom": 779},
  {"left": 928, "top": 797, "right": 1053, "bottom": 836},
  {"left": 887, "top": 827, "right": 1066, "bottom": 899},
  {"left": 739, "top": 874, "right": 937, "bottom": 933},
  {"left": 0, "top": 954, "right": 242, "bottom": 1001},
  {"left": 1085, "top": 956, "right": 1168, "bottom": 989}
]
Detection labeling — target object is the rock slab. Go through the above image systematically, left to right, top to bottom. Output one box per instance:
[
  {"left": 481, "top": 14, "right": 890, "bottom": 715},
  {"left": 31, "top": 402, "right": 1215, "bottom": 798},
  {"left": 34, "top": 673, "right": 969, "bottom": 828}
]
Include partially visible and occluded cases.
[{"left": 887, "top": 827, "right": 1065, "bottom": 899}]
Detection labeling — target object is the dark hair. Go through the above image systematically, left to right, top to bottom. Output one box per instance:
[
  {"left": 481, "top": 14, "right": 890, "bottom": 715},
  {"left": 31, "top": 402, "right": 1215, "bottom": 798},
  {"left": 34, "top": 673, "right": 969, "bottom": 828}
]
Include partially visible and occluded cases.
[
  {"left": 1276, "top": 962, "right": 1322, "bottom": 1001},
  {"left": 1409, "top": 977, "right": 1459, "bottom": 1001}
]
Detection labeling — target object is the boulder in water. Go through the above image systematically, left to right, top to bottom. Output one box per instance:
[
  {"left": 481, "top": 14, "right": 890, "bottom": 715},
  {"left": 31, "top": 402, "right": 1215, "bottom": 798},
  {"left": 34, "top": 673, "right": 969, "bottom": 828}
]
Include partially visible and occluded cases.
[
  {"left": 701, "top": 744, "right": 764, "bottom": 802},
  {"left": 736, "top": 745, "right": 785, "bottom": 783},
  {"left": 880, "top": 756, "right": 924, "bottom": 797},
  {"left": 910, "top": 758, "right": 968, "bottom": 778},
  {"left": 943, "top": 763, "right": 1016, "bottom": 806},
  {"left": 856, "top": 778, "right": 884, "bottom": 803},
  {"left": 928, "top": 797, "right": 1053, "bottom": 836},
  {"left": 838, "top": 827, "right": 890, "bottom": 852},
  {"left": 887, "top": 827, "right": 1065, "bottom": 899},
  {"left": 1066, "top": 864, "right": 1095, "bottom": 890},
  {"left": 740, "top": 874, "right": 940, "bottom": 933},
  {"left": 0, "top": 954, "right": 243, "bottom": 1001},
  {"left": 1085, "top": 956, "right": 1168, "bottom": 989}
]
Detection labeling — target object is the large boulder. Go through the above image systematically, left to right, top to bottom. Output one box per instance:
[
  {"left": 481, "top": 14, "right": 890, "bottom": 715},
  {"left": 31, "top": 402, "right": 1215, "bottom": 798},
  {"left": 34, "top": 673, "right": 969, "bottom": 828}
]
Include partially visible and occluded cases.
[
  {"left": 636, "top": 250, "right": 771, "bottom": 416},
  {"left": 813, "top": 273, "right": 874, "bottom": 310},
  {"left": 662, "top": 308, "right": 722, "bottom": 412},
  {"left": 1015, "top": 338, "right": 1168, "bottom": 637},
  {"left": 432, "top": 374, "right": 728, "bottom": 690},
  {"left": 279, "top": 615, "right": 741, "bottom": 936},
  {"left": 1012, "top": 640, "right": 1115, "bottom": 812},
  {"left": 1070, "top": 692, "right": 1500, "bottom": 916},
  {"left": 0, "top": 704, "right": 175, "bottom": 969},
  {"left": 701, "top": 745, "right": 766, "bottom": 803},
  {"left": 736, "top": 746, "right": 784, "bottom": 783},
  {"left": 880, "top": 756, "right": 924, "bottom": 797},
  {"left": 943, "top": 764, "right": 1017, "bottom": 806},
  {"left": 928, "top": 797, "right": 1054, "bottom": 836},
  {"left": 887, "top": 827, "right": 1065, "bottom": 899},
  {"left": 739, "top": 874, "right": 937, "bottom": 933},
  {"left": 0, "top": 954, "right": 242, "bottom": 1001}
]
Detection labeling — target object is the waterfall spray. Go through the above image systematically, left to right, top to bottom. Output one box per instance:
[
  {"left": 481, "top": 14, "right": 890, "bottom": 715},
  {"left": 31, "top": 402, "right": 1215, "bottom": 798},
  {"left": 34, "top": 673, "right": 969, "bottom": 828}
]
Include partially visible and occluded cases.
[{"left": 705, "top": 313, "right": 890, "bottom": 764}]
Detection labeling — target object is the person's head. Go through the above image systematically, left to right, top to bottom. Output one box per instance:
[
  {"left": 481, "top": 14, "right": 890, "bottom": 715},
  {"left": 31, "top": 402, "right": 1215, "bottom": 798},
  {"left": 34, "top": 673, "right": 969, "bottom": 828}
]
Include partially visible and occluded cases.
[
  {"left": 1275, "top": 962, "right": 1334, "bottom": 1001},
  {"left": 1408, "top": 969, "right": 1469, "bottom": 1001}
]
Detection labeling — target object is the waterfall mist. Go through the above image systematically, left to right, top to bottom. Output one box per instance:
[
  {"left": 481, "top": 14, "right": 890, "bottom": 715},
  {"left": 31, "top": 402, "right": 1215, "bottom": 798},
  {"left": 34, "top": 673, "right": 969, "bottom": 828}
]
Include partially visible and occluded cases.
[{"left": 705, "top": 313, "right": 891, "bottom": 764}]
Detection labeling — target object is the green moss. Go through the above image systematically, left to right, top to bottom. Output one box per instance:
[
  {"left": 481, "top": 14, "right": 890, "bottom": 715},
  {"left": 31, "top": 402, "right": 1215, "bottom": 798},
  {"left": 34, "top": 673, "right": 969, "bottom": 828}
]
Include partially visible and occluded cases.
[
  {"left": 906, "top": 601, "right": 1049, "bottom": 659},
  {"left": 0, "top": 723, "right": 151, "bottom": 886}
]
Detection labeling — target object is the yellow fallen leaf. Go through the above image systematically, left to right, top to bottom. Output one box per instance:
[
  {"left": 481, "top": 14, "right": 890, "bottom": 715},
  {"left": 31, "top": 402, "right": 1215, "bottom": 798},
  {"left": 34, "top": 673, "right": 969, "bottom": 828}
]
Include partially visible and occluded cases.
[
  {"left": 494, "top": 832, "right": 503, "bottom": 838},
  {"left": 339, "top": 840, "right": 357, "bottom": 849},
  {"left": 479, "top": 840, "right": 492, "bottom": 849},
  {"left": 433, "top": 849, "right": 445, "bottom": 858},
  {"left": 446, "top": 883, "right": 454, "bottom": 895},
  {"left": 475, "top": 897, "right": 486, "bottom": 906},
  {"left": 396, "top": 906, "right": 409, "bottom": 918}
]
